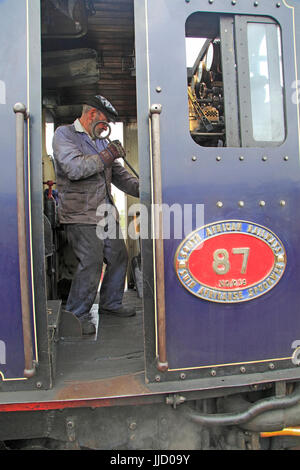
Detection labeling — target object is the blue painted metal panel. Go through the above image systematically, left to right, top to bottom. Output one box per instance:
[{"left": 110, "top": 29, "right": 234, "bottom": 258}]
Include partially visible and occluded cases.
[
  {"left": 0, "top": 0, "right": 33, "bottom": 380},
  {"left": 138, "top": 0, "right": 300, "bottom": 374}
]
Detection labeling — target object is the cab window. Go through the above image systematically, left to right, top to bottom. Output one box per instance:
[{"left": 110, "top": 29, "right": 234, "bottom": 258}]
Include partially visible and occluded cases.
[{"left": 185, "top": 13, "right": 285, "bottom": 148}]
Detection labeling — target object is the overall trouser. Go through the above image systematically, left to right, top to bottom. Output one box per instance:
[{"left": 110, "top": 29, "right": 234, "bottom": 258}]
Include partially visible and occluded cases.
[{"left": 64, "top": 223, "right": 128, "bottom": 319}]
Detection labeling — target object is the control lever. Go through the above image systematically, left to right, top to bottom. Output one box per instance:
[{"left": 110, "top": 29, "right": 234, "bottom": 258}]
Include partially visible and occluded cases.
[{"left": 92, "top": 120, "right": 139, "bottom": 178}]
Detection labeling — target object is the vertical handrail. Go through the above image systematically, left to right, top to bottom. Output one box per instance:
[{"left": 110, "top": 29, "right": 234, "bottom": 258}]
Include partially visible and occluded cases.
[
  {"left": 13, "top": 102, "right": 35, "bottom": 378},
  {"left": 150, "top": 104, "right": 168, "bottom": 372}
]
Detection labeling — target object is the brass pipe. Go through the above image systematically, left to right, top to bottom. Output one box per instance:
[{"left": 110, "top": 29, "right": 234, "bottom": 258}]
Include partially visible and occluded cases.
[
  {"left": 13, "top": 103, "right": 35, "bottom": 378},
  {"left": 150, "top": 104, "right": 168, "bottom": 372}
]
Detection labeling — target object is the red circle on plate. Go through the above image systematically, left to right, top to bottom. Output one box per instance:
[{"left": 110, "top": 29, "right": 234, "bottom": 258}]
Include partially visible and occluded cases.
[{"left": 188, "top": 233, "right": 275, "bottom": 290}]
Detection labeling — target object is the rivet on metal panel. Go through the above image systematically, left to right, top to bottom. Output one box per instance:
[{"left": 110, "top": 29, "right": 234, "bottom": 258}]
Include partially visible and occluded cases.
[
  {"left": 185, "top": 0, "right": 190, "bottom": 3},
  {"left": 208, "top": 0, "right": 214, "bottom": 4},
  {"left": 232, "top": 0, "right": 237, "bottom": 5},
  {"left": 254, "top": 1, "right": 259, "bottom": 6},
  {"left": 276, "top": 2, "right": 281, "bottom": 7},
  {"left": 156, "top": 86, "right": 162, "bottom": 93},
  {"left": 284, "top": 155, "right": 289, "bottom": 161},
  {"left": 192, "top": 156, "right": 197, "bottom": 161},
  {"left": 216, "top": 156, "right": 221, "bottom": 161},
  {"left": 239, "top": 156, "right": 244, "bottom": 161},
  {"left": 262, "top": 156, "right": 268, "bottom": 161},
  {"left": 259, "top": 200, "right": 266, "bottom": 207},
  {"left": 280, "top": 200, "right": 286, "bottom": 207},
  {"left": 216, "top": 201, "right": 223, "bottom": 208},
  {"left": 238, "top": 201, "right": 245, "bottom": 207},
  {"left": 269, "top": 363, "right": 275, "bottom": 370},
  {"left": 240, "top": 366, "right": 246, "bottom": 373},
  {"left": 210, "top": 369, "right": 217, "bottom": 376},
  {"left": 180, "top": 373, "right": 186, "bottom": 380},
  {"left": 155, "top": 375, "right": 161, "bottom": 382},
  {"left": 159, "top": 416, "right": 169, "bottom": 441},
  {"left": 66, "top": 418, "right": 76, "bottom": 442},
  {"left": 67, "top": 419, "right": 75, "bottom": 429},
  {"left": 129, "top": 421, "right": 137, "bottom": 431}
]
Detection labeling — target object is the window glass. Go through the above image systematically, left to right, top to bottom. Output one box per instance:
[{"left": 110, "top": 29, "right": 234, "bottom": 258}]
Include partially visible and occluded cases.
[
  {"left": 247, "top": 23, "right": 285, "bottom": 143},
  {"left": 185, "top": 38, "right": 206, "bottom": 68}
]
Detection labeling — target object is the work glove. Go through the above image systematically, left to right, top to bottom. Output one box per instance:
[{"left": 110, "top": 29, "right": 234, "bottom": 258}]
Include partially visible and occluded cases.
[{"left": 99, "top": 140, "right": 126, "bottom": 168}]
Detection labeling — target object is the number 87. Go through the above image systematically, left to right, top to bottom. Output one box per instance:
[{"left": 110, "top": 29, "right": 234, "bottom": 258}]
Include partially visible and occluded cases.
[{"left": 213, "top": 248, "right": 250, "bottom": 275}]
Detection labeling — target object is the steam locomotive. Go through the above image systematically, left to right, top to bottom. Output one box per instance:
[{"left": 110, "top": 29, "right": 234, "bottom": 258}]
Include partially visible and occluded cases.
[{"left": 1, "top": 0, "right": 300, "bottom": 450}]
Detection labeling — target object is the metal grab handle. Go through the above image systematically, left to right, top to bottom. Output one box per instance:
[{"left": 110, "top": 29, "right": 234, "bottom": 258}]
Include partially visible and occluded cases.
[
  {"left": 13, "top": 103, "right": 35, "bottom": 378},
  {"left": 150, "top": 104, "right": 168, "bottom": 372},
  {"left": 91, "top": 120, "right": 139, "bottom": 178}
]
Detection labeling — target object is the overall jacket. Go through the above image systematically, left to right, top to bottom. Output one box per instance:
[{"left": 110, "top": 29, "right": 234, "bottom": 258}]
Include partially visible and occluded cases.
[{"left": 52, "top": 121, "right": 139, "bottom": 224}]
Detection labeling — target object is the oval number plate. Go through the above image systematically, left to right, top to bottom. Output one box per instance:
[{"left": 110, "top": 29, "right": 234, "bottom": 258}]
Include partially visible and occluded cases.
[{"left": 174, "top": 220, "right": 286, "bottom": 303}]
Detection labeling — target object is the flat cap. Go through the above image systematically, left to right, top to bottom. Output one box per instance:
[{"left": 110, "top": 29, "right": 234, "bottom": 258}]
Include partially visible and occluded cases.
[{"left": 84, "top": 95, "right": 118, "bottom": 122}]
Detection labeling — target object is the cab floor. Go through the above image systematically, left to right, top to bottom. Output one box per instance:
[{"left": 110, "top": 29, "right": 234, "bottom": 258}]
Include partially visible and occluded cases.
[{"left": 55, "top": 290, "right": 144, "bottom": 383}]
